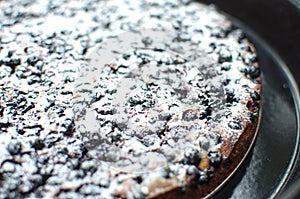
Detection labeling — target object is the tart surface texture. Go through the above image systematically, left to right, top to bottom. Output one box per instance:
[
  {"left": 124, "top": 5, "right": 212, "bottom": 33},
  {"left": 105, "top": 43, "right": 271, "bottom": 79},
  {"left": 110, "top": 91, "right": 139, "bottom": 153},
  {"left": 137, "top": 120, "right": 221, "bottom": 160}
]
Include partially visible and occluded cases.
[{"left": 0, "top": 0, "right": 261, "bottom": 198}]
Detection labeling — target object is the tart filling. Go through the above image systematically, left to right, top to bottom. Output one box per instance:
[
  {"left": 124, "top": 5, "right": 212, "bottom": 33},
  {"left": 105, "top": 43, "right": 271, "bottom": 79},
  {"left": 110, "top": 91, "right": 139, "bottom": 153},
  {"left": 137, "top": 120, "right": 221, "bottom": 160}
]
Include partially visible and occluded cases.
[{"left": 0, "top": 0, "right": 261, "bottom": 198}]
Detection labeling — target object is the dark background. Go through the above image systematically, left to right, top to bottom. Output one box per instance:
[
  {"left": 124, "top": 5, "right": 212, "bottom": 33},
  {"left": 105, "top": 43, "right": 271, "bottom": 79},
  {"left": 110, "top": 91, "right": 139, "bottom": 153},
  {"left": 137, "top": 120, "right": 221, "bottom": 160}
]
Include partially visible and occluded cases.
[{"left": 199, "top": 0, "right": 300, "bottom": 86}]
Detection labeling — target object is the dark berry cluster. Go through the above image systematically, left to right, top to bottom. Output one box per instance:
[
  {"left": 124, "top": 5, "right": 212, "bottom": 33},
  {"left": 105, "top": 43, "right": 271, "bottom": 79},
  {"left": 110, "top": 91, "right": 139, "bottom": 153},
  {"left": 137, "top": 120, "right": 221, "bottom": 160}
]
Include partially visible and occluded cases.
[
  {"left": 183, "top": 147, "right": 201, "bottom": 166},
  {"left": 208, "top": 151, "right": 223, "bottom": 168}
]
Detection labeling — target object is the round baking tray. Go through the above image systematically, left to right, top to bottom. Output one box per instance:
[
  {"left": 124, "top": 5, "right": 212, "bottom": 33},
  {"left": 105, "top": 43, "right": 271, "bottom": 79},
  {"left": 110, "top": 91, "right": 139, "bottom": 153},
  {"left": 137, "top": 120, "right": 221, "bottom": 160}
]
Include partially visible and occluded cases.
[{"left": 198, "top": 1, "right": 300, "bottom": 198}]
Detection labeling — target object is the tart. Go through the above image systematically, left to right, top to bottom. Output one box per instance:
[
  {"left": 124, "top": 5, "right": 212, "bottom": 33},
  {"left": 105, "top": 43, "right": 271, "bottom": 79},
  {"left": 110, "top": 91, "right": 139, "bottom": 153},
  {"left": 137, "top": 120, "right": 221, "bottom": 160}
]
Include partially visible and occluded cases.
[{"left": 0, "top": 0, "right": 261, "bottom": 198}]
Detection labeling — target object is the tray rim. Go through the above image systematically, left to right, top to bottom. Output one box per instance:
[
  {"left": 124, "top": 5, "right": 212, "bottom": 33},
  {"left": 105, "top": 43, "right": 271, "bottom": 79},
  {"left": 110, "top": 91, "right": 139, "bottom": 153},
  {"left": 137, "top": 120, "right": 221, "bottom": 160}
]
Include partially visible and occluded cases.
[
  {"left": 209, "top": 12, "right": 300, "bottom": 198},
  {"left": 269, "top": 41, "right": 300, "bottom": 198}
]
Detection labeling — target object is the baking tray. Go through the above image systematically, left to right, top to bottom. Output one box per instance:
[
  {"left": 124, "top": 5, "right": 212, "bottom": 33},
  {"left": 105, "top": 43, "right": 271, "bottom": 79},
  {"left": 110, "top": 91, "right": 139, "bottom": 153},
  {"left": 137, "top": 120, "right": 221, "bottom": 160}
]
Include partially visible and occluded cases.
[{"left": 197, "top": 0, "right": 300, "bottom": 198}]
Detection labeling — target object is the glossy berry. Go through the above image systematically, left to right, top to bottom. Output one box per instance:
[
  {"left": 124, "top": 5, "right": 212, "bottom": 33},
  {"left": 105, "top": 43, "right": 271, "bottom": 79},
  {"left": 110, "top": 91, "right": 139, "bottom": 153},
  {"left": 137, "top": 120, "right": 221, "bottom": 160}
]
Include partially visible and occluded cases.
[
  {"left": 210, "top": 27, "right": 229, "bottom": 38},
  {"left": 142, "top": 36, "right": 153, "bottom": 46},
  {"left": 209, "top": 43, "right": 216, "bottom": 52},
  {"left": 218, "top": 49, "right": 232, "bottom": 63},
  {"left": 7, "top": 50, "right": 14, "bottom": 57},
  {"left": 27, "top": 56, "right": 40, "bottom": 66},
  {"left": 3, "top": 58, "right": 21, "bottom": 67},
  {"left": 220, "top": 62, "right": 231, "bottom": 71},
  {"left": 245, "top": 65, "right": 260, "bottom": 79},
  {"left": 222, "top": 78, "right": 230, "bottom": 86},
  {"left": 225, "top": 88, "right": 238, "bottom": 104},
  {"left": 250, "top": 91, "right": 260, "bottom": 101},
  {"left": 198, "top": 94, "right": 209, "bottom": 106},
  {"left": 128, "top": 95, "right": 144, "bottom": 106},
  {"left": 143, "top": 100, "right": 155, "bottom": 108},
  {"left": 199, "top": 108, "right": 212, "bottom": 120},
  {"left": 228, "top": 120, "right": 242, "bottom": 130},
  {"left": 111, "top": 133, "right": 122, "bottom": 142},
  {"left": 207, "top": 133, "right": 223, "bottom": 145},
  {"left": 198, "top": 137, "right": 210, "bottom": 151},
  {"left": 31, "top": 139, "right": 45, "bottom": 150},
  {"left": 7, "top": 140, "right": 22, "bottom": 155},
  {"left": 183, "top": 147, "right": 201, "bottom": 166},
  {"left": 208, "top": 151, "right": 222, "bottom": 168},
  {"left": 186, "top": 165, "right": 200, "bottom": 184},
  {"left": 187, "top": 165, "right": 199, "bottom": 176},
  {"left": 198, "top": 170, "right": 209, "bottom": 184}
]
